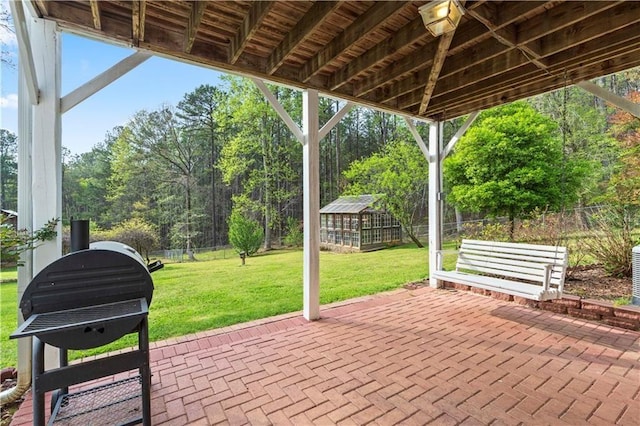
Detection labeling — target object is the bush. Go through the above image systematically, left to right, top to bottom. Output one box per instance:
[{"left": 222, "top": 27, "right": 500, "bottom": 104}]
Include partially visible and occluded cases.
[
  {"left": 581, "top": 207, "right": 638, "bottom": 277},
  {"left": 228, "top": 211, "right": 263, "bottom": 259},
  {"left": 283, "top": 217, "right": 303, "bottom": 247},
  {"left": 110, "top": 218, "right": 160, "bottom": 261}
]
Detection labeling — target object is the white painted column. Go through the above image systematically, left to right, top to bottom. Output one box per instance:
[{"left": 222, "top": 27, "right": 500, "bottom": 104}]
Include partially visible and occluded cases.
[
  {"left": 30, "top": 17, "right": 62, "bottom": 368},
  {"left": 302, "top": 89, "right": 320, "bottom": 320},
  {"left": 428, "top": 121, "right": 443, "bottom": 288}
]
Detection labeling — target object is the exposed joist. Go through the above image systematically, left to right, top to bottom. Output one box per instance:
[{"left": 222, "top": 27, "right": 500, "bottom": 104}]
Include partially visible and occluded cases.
[
  {"left": 90, "top": 0, "right": 101, "bottom": 30},
  {"left": 132, "top": 0, "right": 146, "bottom": 46},
  {"left": 184, "top": 0, "right": 208, "bottom": 53},
  {"left": 383, "top": 0, "right": 633, "bottom": 110},
  {"left": 419, "top": 0, "right": 469, "bottom": 116},
  {"left": 230, "top": 1, "right": 274, "bottom": 64},
  {"left": 267, "top": 1, "right": 339, "bottom": 75},
  {"left": 300, "top": 1, "right": 405, "bottom": 83},
  {"left": 353, "top": 1, "right": 543, "bottom": 99},
  {"left": 526, "top": 1, "right": 640, "bottom": 58},
  {"left": 466, "top": 7, "right": 547, "bottom": 70},
  {"left": 328, "top": 16, "right": 426, "bottom": 91},
  {"left": 418, "top": 31, "right": 455, "bottom": 115},
  {"left": 407, "top": 33, "right": 640, "bottom": 114},
  {"left": 423, "top": 49, "right": 640, "bottom": 119},
  {"left": 61, "top": 51, "right": 152, "bottom": 113}
]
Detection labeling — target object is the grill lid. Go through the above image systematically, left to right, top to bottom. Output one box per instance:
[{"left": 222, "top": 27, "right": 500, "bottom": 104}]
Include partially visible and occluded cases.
[{"left": 15, "top": 246, "right": 154, "bottom": 349}]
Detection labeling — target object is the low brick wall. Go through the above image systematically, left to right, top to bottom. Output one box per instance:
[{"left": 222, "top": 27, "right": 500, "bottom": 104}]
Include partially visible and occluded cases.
[{"left": 441, "top": 281, "right": 640, "bottom": 331}]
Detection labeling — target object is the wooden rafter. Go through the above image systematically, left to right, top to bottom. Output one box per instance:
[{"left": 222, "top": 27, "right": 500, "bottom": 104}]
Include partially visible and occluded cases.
[
  {"left": 21, "top": 0, "right": 640, "bottom": 120},
  {"left": 89, "top": 0, "right": 101, "bottom": 30},
  {"left": 132, "top": 0, "right": 146, "bottom": 46},
  {"left": 184, "top": 0, "right": 208, "bottom": 53},
  {"left": 230, "top": 1, "right": 274, "bottom": 64},
  {"left": 267, "top": 1, "right": 339, "bottom": 75},
  {"left": 299, "top": 1, "right": 405, "bottom": 83},
  {"left": 329, "top": 16, "right": 426, "bottom": 91},
  {"left": 418, "top": 31, "right": 455, "bottom": 115}
]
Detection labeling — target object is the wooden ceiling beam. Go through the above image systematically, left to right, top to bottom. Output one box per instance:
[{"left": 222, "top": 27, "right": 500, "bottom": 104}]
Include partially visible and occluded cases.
[
  {"left": 89, "top": 0, "right": 101, "bottom": 30},
  {"left": 132, "top": 0, "right": 146, "bottom": 46},
  {"left": 184, "top": 1, "right": 208, "bottom": 53},
  {"left": 230, "top": 1, "right": 274, "bottom": 64},
  {"left": 266, "top": 1, "right": 340, "bottom": 75},
  {"left": 299, "top": 1, "right": 405, "bottom": 83},
  {"left": 379, "top": 1, "right": 635, "bottom": 108},
  {"left": 527, "top": 2, "right": 640, "bottom": 58},
  {"left": 328, "top": 16, "right": 426, "bottom": 91},
  {"left": 353, "top": 20, "right": 487, "bottom": 98},
  {"left": 418, "top": 30, "right": 455, "bottom": 115},
  {"left": 413, "top": 32, "right": 640, "bottom": 113},
  {"left": 425, "top": 41, "right": 640, "bottom": 116},
  {"left": 423, "top": 50, "right": 640, "bottom": 120}
]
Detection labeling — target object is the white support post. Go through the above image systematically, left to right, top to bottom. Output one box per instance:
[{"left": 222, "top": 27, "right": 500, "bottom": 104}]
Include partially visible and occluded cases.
[
  {"left": 30, "top": 18, "right": 62, "bottom": 369},
  {"left": 577, "top": 81, "right": 640, "bottom": 118},
  {"left": 302, "top": 89, "right": 320, "bottom": 320},
  {"left": 428, "top": 122, "right": 443, "bottom": 288}
]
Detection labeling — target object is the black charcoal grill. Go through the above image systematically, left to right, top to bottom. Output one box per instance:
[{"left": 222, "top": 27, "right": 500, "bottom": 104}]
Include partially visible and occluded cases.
[{"left": 11, "top": 227, "right": 161, "bottom": 426}]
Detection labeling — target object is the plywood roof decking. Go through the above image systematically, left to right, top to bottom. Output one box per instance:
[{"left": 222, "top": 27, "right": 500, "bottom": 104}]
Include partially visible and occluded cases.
[{"left": 29, "top": 0, "right": 640, "bottom": 121}]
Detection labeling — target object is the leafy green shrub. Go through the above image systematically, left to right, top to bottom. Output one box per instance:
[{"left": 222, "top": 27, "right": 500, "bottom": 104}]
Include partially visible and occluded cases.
[
  {"left": 581, "top": 207, "right": 638, "bottom": 277},
  {"left": 228, "top": 210, "right": 263, "bottom": 260},
  {"left": 1, "top": 217, "right": 59, "bottom": 266},
  {"left": 283, "top": 217, "right": 303, "bottom": 247}
]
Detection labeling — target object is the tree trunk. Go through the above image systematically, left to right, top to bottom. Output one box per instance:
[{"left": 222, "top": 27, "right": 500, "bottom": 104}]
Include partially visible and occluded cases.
[
  {"left": 262, "top": 134, "right": 272, "bottom": 250},
  {"left": 406, "top": 231, "right": 424, "bottom": 248}
]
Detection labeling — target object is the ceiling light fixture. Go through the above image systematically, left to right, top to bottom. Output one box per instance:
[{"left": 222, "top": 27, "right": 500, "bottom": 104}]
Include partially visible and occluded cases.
[{"left": 418, "top": 0, "right": 464, "bottom": 37}]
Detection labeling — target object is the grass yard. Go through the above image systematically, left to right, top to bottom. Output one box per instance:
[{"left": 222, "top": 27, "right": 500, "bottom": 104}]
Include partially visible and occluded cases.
[{"left": 1, "top": 244, "right": 430, "bottom": 367}]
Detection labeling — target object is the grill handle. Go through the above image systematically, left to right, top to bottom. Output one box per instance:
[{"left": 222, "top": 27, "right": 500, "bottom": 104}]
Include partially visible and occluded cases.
[{"left": 147, "top": 260, "right": 164, "bottom": 273}]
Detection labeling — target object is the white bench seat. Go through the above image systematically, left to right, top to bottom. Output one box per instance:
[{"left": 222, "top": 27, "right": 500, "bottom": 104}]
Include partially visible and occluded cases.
[{"left": 433, "top": 239, "right": 568, "bottom": 301}]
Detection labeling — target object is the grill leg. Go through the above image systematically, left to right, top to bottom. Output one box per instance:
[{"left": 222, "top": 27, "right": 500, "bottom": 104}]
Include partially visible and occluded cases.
[
  {"left": 139, "top": 317, "right": 152, "bottom": 426},
  {"left": 32, "top": 337, "right": 45, "bottom": 426}
]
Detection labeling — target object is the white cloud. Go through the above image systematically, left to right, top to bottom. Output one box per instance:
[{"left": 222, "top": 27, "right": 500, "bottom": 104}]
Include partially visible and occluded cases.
[{"left": 0, "top": 93, "right": 18, "bottom": 109}]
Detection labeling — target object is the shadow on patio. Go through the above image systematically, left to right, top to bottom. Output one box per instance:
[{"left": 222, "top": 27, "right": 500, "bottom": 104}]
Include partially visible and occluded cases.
[{"left": 11, "top": 287, "right": 640, "bottom": 425}]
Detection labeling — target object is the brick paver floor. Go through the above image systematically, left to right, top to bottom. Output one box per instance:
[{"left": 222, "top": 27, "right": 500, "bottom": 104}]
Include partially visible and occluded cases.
[{"left": 11, "top": 287, "right": 640, "bottom": 425}]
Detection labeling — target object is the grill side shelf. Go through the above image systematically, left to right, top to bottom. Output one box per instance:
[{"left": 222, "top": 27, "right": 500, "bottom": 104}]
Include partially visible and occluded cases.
[{"left": 10, "top": 298, "right": 148, "bottom": 339}]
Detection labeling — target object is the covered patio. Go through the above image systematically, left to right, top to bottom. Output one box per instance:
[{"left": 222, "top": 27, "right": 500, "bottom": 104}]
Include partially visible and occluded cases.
[
  {"left": 5, "top": 0, "right": 640, "bottom": 423},
  {"left": 11, "top": 286, "right": 640, "bottom": 425}
]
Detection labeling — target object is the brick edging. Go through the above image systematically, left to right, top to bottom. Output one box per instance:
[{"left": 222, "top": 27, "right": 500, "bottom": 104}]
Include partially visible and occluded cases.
[{"left": 442, "top": 282, "right": 640, "bottom": 331}]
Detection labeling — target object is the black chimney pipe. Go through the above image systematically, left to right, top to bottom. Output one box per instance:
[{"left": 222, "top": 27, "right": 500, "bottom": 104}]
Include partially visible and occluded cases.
[{"left": 70, "top": 219, "right": 90, "bottom": 252}]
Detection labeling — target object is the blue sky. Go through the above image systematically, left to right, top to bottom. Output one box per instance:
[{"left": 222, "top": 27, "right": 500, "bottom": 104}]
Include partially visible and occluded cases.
[{"left": 1, "top": 15, "right": 222, "bottom": 155}]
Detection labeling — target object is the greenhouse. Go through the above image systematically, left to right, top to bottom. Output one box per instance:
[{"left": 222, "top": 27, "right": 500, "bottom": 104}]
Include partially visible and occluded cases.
[{"left": 320, "top": 195, "right": 402, "bottom": 252}]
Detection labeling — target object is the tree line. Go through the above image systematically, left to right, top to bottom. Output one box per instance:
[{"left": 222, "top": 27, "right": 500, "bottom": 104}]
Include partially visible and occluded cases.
[{"left": 0, "top": 70, "right": 638, "bottom": 254}]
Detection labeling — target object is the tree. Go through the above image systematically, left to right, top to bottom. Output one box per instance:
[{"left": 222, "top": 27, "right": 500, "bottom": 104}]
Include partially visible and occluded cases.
[
  {"left": 217, "top": 77, "right": 301, "bottom": 249},
  {"left": 177, "top": 85, "right": 227, "bottom": 247},
  {"left": 444, "top": 102, "right": 585, "bottom": 238},
  {"left": 0, "top": 129, "right": 17, "bottom": 210},
  {"left": 343, "top": 138, "right": 429, "bottom": 247},
  {"left": 228, "top": 210, "right": 263, "bottom": 264}
]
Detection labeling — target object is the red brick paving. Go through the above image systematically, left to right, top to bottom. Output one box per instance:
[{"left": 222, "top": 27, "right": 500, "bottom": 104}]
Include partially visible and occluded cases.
[{"left": 10, "top": 287, "right": 640, "bottom": 425}]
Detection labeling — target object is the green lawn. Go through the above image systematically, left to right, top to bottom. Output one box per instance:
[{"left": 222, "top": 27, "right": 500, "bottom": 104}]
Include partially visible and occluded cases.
[{"left": 1, "top": 244, "right": 431, "bottom": 367}]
